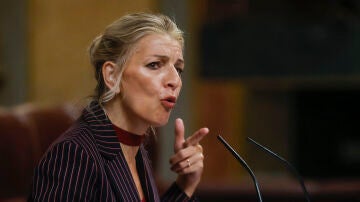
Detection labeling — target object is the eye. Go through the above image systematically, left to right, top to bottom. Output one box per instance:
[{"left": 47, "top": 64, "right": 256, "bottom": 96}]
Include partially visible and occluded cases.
[
  {"left": 146, "top": 61, "right": 161, "bottom": 69},
  {"left": 175, "top": 67, "right": 184, "bottom": 75}
]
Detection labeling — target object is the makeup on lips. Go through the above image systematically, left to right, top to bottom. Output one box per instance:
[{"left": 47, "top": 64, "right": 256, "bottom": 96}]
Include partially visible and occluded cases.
[{"left": 160, "top": 96, "right": 177, "bottom": 109}]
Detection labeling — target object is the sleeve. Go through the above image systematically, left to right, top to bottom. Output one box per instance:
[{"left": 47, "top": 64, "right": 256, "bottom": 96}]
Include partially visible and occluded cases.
[
  {"left": 29, "top": 141, "right": 97, "bottom": 202},
  {"left": 161, "top": 182, "right": 199, "bottom": 202}
]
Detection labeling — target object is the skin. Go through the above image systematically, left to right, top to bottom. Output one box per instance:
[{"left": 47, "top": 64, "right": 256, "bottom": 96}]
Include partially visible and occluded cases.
[{"left": 102, "top": 33, "right": 209, "bottom": 198}]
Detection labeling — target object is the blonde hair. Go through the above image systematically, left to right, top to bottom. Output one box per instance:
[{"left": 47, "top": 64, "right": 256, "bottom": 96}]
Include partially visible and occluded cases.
[{"left": 88, "top": 13, "right": 184, "bottom": 104}]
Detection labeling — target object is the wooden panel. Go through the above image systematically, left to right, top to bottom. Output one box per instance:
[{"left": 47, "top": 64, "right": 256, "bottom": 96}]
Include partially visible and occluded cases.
[
  {"left": 28, "top": 0, "right": 157, "bottom": 105},
  {"left": 195, "top": 80, "right": 247, "bottom": 183}
]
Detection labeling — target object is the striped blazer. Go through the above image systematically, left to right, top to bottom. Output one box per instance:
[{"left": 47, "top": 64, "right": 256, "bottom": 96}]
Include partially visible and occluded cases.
[{"left": 29, "top": 101, "right": 197, "bottom": 201}]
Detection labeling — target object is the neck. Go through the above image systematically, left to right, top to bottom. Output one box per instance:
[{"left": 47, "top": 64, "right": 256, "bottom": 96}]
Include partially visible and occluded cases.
[
  {"left": 103, "top": 98, "right": 149, "bottom": 135},
  {"left": 120, "top": 143, "right": 140, "bottom": 160}
]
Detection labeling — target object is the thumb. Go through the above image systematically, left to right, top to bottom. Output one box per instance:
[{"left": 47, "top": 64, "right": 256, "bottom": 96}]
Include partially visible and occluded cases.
[{"left": 174, "top": 118, "right": 185, "bottom": 152}]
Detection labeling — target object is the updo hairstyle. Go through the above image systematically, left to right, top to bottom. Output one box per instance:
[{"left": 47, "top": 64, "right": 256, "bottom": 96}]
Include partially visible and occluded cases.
[{"left": 88, "top": 13, "right": 184, "bottom": 104}]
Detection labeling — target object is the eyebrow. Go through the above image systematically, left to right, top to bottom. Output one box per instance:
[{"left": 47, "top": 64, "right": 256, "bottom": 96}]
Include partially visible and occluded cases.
[{"left": 153, "top": 55, "right": 184, "bottom": 65}]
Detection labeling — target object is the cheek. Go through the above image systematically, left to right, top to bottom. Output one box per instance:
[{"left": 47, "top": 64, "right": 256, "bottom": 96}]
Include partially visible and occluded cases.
[
  {"left": 135, "top": 69, "right": 162, "bottom": 92},
  {"left": 122, "top": 76, "right": 161, "bottom": 102},
  {"left": 139, "top": 78, "right": 161, "bottom": 98},
  {"left": 176, "top": 80, "right": 183, "bottom": 95}
]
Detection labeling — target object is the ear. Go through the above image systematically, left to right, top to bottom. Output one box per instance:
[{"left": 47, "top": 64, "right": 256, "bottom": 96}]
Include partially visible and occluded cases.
[{"left": 102, "top": 61, "right": 118, "bottom": 91}]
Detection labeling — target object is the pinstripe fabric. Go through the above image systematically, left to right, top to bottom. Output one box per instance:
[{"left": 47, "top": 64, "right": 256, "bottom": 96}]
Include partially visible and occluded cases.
[{"left": 29, "top": 101, "right": 197, "bottom": 202}]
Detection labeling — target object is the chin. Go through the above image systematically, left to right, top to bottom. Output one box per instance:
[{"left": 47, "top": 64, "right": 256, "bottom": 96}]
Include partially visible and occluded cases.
[
  {"left": 149, "top": 116, "right": 170, "bottom": 127},
  {"left": 151, "top": 119, "right": 169, "bottom": 127}
]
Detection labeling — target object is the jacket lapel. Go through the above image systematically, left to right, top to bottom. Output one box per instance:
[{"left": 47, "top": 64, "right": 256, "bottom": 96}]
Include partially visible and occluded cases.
[
  {"left": 82, "top": 101, "right": 140, "bottom": 201},
  {"left": 138, "top": 146, "right": 161, "bottom": 202}
]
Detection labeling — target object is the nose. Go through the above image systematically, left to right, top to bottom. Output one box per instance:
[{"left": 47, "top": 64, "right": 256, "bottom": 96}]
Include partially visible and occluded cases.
[{"left": 165, "top": 65, "right": 182, "bottom": 90}]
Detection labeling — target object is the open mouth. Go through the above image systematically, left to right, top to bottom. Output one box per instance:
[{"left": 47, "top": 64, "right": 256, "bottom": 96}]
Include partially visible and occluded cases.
[
  {"left": 161, "top": 96, "right": 176, "bottom": 109},
  {"left": 165, "top": 97, "right": 176, "bottom": 103}
]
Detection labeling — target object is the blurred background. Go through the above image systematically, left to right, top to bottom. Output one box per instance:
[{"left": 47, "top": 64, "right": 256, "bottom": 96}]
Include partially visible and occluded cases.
[{"left": 1, "top": 0, "right": 360, "bottom": 201}]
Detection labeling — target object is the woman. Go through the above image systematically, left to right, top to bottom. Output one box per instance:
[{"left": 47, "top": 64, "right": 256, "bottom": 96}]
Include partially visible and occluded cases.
[{"left": 29, "top": 13, "right": 209, "bottom": 201}]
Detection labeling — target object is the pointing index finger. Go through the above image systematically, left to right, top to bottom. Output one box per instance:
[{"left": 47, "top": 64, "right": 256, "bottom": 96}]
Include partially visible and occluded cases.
[{"left": 185, "top": 127, "right": 209, "bottom": 146}]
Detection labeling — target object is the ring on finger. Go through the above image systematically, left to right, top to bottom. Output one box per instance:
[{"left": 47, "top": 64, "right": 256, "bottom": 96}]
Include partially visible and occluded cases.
[{"left": 187, "top": 159, "right": 191, "bottom": 168}]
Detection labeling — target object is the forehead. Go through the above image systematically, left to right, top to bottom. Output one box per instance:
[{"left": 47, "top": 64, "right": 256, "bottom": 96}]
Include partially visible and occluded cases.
[{"left": 132, "top": 34, "right": 183, "bottom": 58}]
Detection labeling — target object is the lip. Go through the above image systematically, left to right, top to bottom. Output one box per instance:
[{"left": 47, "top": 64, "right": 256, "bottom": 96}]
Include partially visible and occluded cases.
[{"left": 160, "top": 96, "right": 177, "bottom": 109}]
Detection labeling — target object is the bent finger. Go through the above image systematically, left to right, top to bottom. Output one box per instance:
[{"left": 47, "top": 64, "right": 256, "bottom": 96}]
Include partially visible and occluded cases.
[
  {"left": 185, "top": 127, "right": 209, "bottom": 147},
  {"left": 169, "top": 145, "right": 201, "bottom": 165},
  {"left": 171, "top": 152, "right": 204, "bottom": 173}
]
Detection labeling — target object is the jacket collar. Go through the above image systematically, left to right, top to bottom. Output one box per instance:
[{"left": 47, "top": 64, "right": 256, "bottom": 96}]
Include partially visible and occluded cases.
[{"left": 82, "top": 101, "right": 121, "bottom": 159}]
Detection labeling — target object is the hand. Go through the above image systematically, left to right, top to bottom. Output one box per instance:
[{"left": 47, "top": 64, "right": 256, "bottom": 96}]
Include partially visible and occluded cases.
[{"left": 169, "top": 118, "right": 209, "bottom": 197}]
